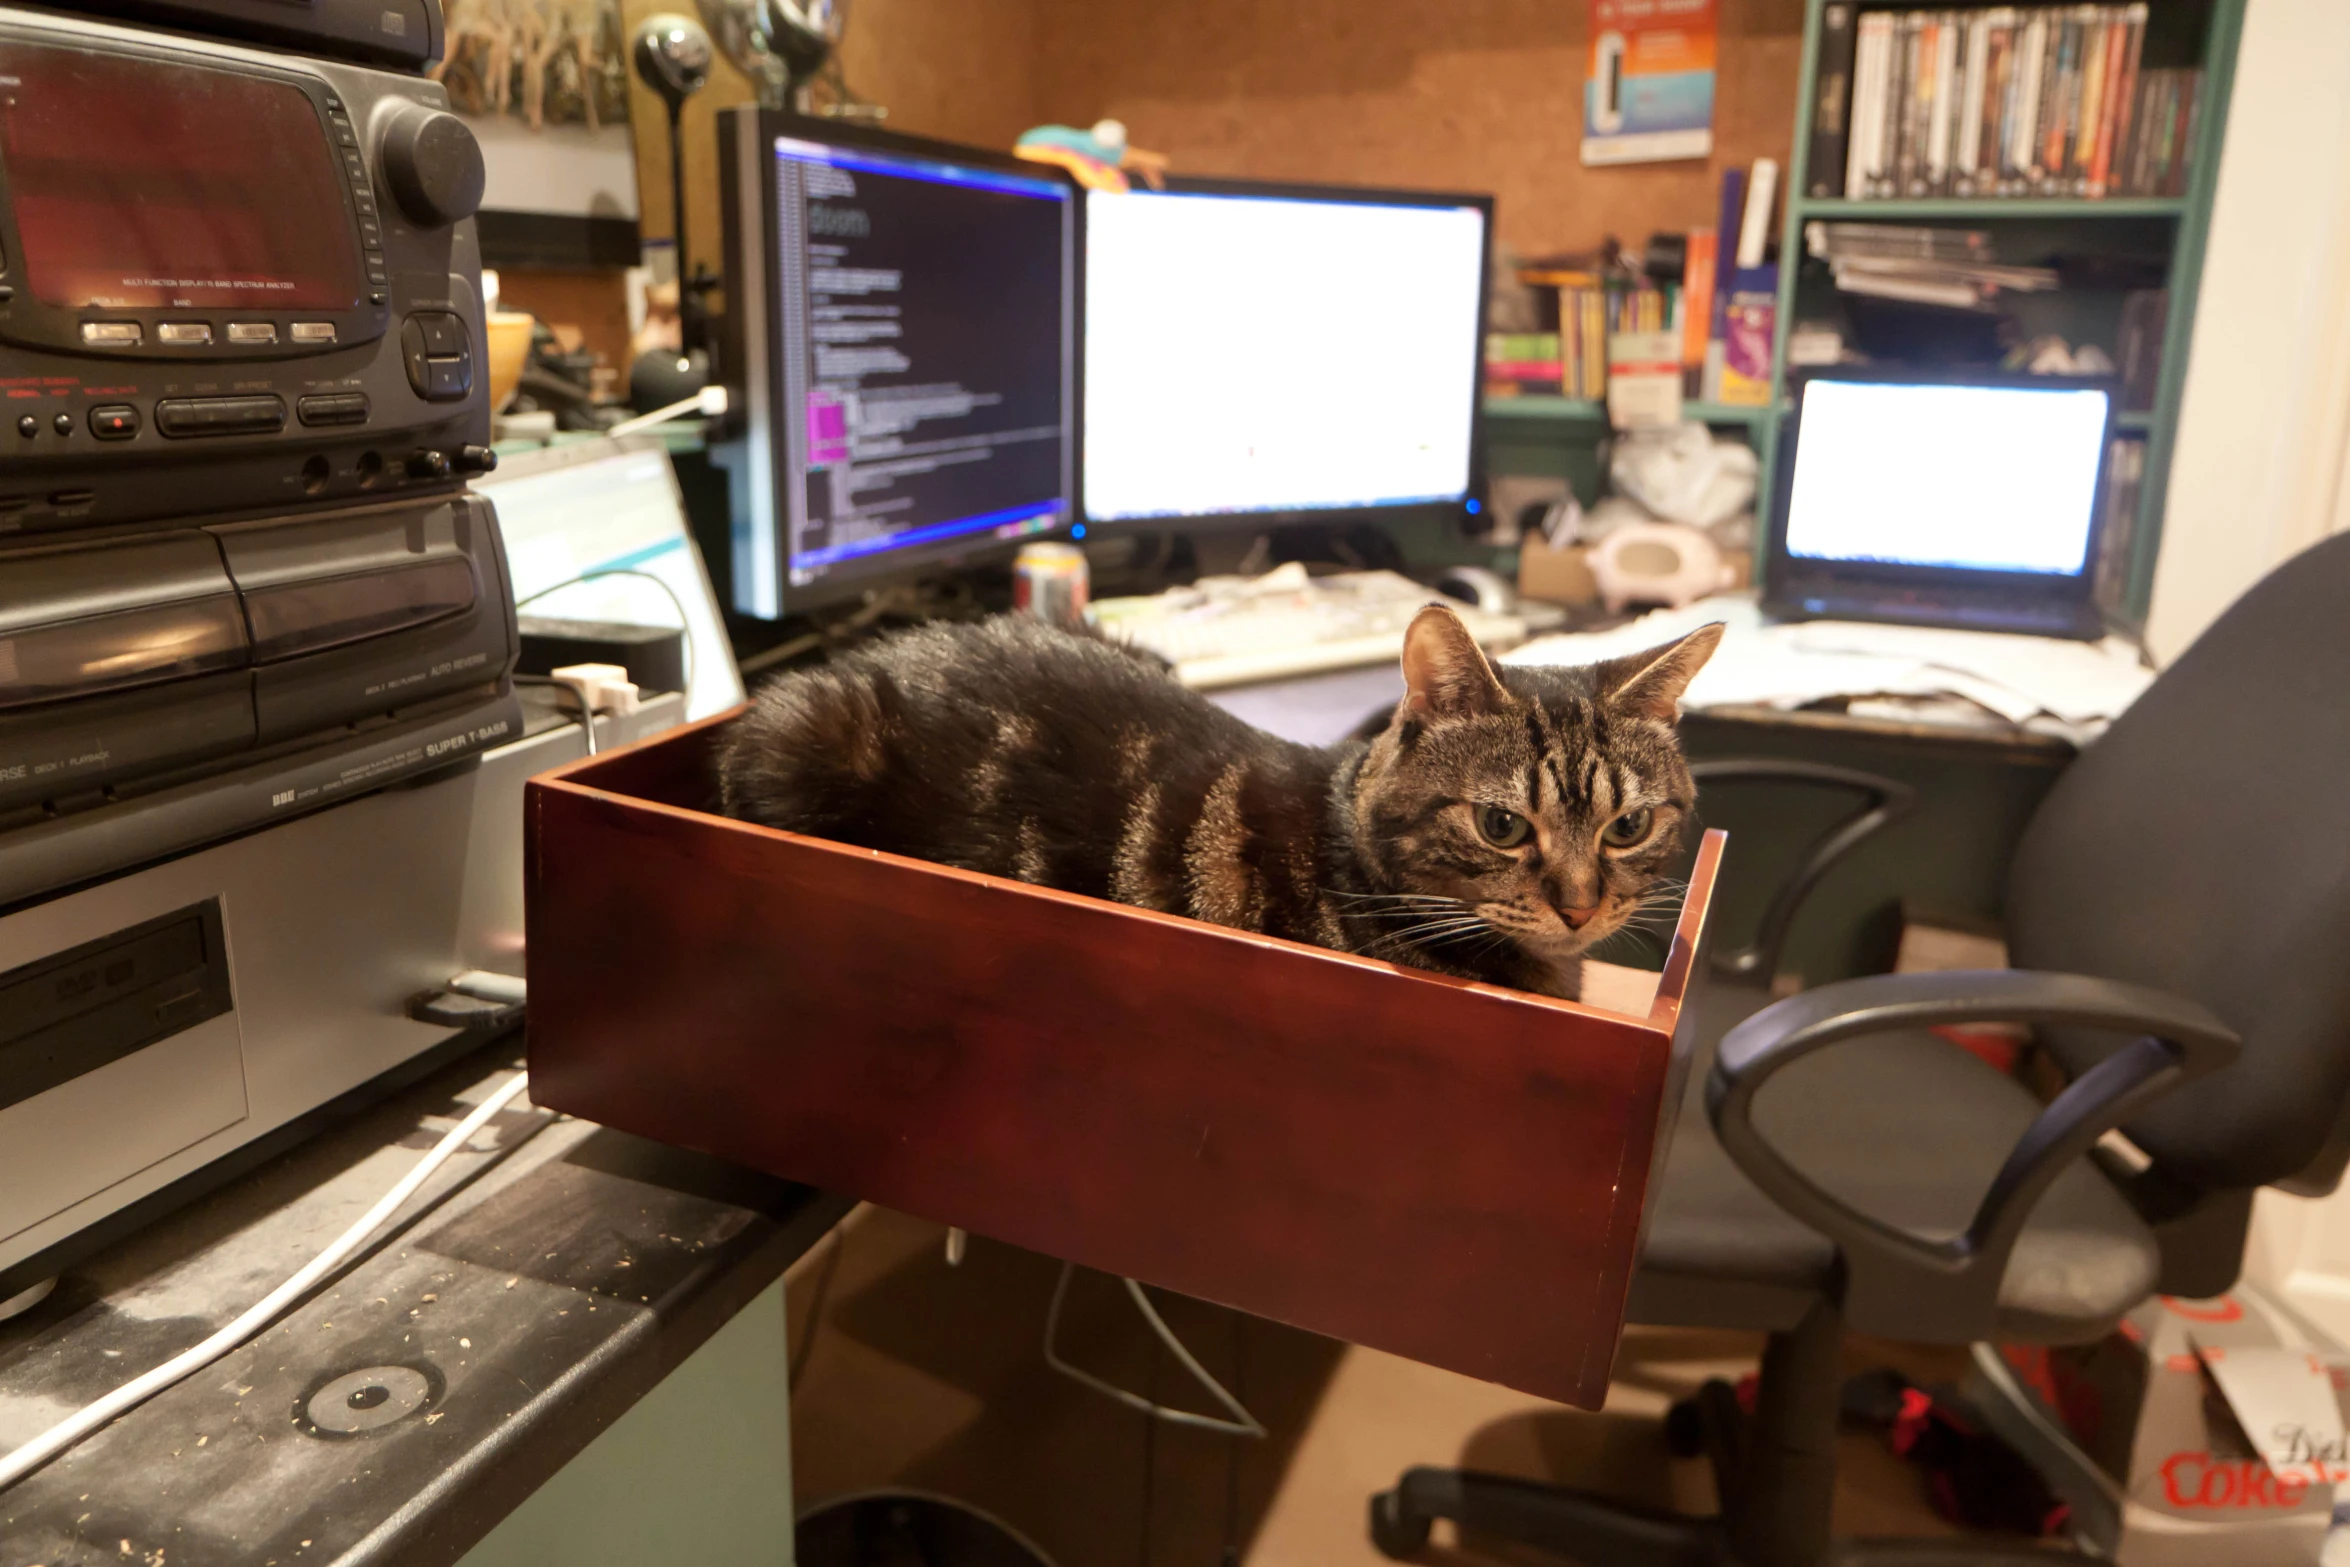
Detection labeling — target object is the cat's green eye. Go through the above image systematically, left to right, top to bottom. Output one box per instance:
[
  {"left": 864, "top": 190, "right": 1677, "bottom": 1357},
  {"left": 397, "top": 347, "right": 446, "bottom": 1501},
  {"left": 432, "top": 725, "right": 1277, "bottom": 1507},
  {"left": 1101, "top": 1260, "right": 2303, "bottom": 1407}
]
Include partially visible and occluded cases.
[
  {"left": 1475, "top": 804, "right": 1532, "bottom": 849},
  {"left": 1601, "top": 807, "right": 1654, "bottom": 849}
]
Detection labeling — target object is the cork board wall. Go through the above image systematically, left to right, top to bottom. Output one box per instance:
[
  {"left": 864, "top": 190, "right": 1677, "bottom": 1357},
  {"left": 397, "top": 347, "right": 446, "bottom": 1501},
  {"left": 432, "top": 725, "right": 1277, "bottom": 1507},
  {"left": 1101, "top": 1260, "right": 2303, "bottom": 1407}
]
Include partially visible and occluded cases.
[
  {"left": 618, "top": 0, "right": 1803, "bottom": 289},
  {"left": 1027, "top": 0, "right": 1807, "bottom": 260}
]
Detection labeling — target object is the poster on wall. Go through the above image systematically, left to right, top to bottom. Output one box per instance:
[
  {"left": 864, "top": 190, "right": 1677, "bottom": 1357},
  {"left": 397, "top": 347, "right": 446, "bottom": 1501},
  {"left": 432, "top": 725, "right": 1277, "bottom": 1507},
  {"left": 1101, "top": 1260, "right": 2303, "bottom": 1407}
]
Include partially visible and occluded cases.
[{"left": 1582, "top": 0, "right": 1717, "bottom": 166}]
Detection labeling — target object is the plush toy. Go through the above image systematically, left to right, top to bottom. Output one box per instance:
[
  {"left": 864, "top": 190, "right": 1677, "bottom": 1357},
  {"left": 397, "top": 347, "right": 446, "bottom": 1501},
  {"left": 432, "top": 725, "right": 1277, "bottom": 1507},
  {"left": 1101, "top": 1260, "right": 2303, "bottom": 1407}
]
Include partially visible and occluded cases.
[{"left": 1015, "top": 119, "right": 1169, "bottom": 193}]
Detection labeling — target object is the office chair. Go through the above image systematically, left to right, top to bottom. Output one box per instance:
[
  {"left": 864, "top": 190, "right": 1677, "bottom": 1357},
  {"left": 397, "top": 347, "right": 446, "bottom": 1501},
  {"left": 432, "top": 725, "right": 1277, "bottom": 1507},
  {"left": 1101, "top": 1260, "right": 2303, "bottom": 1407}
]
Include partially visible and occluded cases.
[{"left": 1371, "top": 530, "right": 2350, "bottom": 1567}]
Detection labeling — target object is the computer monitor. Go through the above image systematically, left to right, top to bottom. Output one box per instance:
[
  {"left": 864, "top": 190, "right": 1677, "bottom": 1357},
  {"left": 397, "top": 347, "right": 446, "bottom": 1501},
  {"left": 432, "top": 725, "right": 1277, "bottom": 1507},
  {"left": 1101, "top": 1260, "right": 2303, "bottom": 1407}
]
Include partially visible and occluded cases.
[
  {"left": 715, "top": 112, "right": 1078, "bottom": 619},
  {"left": 1080, "top": 176, "right": 1492, "bottom": 531},
  {"left": 1764, "top": 369, "right": 2116, "bottom": 638},
  {"left": 479, "top": 435, "right": 746, "bottom": 720}
]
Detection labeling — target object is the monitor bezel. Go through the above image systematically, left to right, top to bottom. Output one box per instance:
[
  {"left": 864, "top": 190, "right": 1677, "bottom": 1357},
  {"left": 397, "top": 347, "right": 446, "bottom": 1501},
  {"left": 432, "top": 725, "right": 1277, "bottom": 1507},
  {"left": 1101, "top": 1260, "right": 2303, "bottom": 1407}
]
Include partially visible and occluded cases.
[
  {"left": 721, "top": 110, "right": 1080, "bottom": 620},
  {"left": 1075, "top": 173, "right": 1496, "bottom": 536},
  {"left": 1764, "top": 365, "right": 2119, "bottom": 610}
]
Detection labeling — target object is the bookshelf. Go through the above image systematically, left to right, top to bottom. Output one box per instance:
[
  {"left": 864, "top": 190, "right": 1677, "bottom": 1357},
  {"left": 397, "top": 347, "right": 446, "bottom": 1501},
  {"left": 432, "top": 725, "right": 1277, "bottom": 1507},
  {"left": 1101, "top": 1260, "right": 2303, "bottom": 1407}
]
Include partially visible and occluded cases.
[
  {"left": 1489, "top": 0, "right": 2243, "bottom": 625},
  {"left": 1769, "top": 0, "right": 2246, "bottom": 622},
  {"left": 1486, "top": 397, "right": 1774, "bottom": 429}
]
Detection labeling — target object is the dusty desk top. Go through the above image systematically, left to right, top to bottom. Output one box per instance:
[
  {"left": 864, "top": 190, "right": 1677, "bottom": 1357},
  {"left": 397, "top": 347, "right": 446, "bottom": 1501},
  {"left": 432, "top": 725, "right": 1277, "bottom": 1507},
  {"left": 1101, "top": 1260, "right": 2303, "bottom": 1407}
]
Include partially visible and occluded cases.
[{"left": 0, "top": 1043, "right": 849, "bottom": 1567}]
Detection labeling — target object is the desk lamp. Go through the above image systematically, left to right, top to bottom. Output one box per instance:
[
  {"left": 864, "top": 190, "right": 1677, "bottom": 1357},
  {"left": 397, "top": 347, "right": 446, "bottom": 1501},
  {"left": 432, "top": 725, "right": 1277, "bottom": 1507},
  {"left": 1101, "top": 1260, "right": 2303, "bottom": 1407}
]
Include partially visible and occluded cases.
[
  {"left": 697, "top": 0, "right": 845, "bottom": 109},
  {"left": 631, "top": 13, "right": 715, "bottom": 404}
]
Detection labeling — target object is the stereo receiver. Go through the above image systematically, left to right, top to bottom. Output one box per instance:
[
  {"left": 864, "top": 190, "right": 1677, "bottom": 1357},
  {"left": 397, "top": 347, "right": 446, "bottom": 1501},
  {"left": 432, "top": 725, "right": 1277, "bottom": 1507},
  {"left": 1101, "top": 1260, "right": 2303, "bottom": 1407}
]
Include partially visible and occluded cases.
[{"left": 0, "top": 6, "right": 493, "bottom": 534}]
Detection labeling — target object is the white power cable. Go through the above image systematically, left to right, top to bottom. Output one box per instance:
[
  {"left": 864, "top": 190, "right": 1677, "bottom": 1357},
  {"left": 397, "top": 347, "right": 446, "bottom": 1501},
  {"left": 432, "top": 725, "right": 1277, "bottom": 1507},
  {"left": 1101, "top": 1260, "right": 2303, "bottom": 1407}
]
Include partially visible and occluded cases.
[
  {"left": 604, "top": 382, "right": 729, "bottom": 438},
  {"left": 0, "top": 1071, "right": 534, "bottom": 1493},
  {"left": 1043, "top": 1260, "right": 1264, "bottom": 1438}
]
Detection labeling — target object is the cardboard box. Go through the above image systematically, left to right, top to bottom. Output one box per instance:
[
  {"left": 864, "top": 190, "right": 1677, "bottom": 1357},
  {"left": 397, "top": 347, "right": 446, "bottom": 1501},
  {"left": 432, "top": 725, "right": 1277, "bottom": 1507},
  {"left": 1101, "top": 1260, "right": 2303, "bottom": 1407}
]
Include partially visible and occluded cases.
[
  {"left": 1518, "top": 533, "right": 1599, "bottom": 606},
  {"left": 1980, "top": 1287, "right": 2344, "bottom": 1564}
]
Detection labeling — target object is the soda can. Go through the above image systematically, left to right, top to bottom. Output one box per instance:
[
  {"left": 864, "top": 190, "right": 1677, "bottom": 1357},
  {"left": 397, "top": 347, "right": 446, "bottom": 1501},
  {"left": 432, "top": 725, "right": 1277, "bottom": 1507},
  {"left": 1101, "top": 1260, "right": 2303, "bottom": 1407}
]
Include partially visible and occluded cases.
[{"left": 1013, "top": 541, "right": 1090, "bottom": 626}]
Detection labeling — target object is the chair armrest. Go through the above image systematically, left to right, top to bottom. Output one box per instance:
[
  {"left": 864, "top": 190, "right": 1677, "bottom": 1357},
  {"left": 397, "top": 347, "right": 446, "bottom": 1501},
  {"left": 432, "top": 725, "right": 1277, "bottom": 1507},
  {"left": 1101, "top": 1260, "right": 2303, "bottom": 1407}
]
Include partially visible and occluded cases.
[
  {"left": 1687, "top": 760, "right": 1917, "bottom": 986},
  {"left": 1706, "top": 970, "right": 2241, "bottom": 1339}
]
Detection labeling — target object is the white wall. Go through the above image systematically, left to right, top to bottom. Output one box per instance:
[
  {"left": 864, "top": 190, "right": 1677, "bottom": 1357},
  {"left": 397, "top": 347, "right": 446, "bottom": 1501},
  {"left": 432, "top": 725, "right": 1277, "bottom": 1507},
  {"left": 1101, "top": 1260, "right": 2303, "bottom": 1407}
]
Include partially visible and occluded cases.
[
  {"left": 2145, "top": 0, "right": 2350, "bottom": 663},
  {"left": 2203, "top": 0, "right": 2350, "bottom": 1338}
]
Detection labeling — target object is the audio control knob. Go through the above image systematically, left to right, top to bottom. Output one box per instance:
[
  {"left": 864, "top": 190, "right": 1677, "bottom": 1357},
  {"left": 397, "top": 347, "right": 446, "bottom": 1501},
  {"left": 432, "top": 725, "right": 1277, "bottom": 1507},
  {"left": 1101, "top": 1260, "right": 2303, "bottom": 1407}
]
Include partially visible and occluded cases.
[{"left": 380, "top": 104, "right": 485, "bottom": 228}]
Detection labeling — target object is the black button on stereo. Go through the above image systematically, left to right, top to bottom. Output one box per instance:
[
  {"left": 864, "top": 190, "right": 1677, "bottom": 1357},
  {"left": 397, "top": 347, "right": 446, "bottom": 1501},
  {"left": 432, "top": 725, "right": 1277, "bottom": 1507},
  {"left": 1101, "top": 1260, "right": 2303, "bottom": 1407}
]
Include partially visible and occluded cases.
[
  {"left": 400, "top": 311, "right": 474, "bottom": 403},
  {"left": 416, "top": 314, "right": 467, "bottom": 355},
  {"left": 297, "top": 392, "right": 370, "bottom": 427},
  {"left": 155, "top": 395, "right": 287, "bottom": 438},
  {"left": 89, "top": 404, "right": 139, "bottom": 440},
  {"left": 51, "top": 412, "right": 70, "bottom": 436},
  {"left": 16, "top": 415, "right": 34, "bottom": 438}
]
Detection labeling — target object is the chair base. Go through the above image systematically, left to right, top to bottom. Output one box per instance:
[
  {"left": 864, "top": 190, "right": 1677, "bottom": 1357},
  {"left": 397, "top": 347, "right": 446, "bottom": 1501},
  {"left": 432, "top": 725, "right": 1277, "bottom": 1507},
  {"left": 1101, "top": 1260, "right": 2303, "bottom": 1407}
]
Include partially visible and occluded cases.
[
  {"left": 1370, "top": 1302, "right": 2109, "bottom": 1567},
  {"left": 1370, "top": 1468, "right": 1723, "bottom": 1566},
  {"left": 1368, "top": 1470, "right": 2107, "bottom": 1567}
]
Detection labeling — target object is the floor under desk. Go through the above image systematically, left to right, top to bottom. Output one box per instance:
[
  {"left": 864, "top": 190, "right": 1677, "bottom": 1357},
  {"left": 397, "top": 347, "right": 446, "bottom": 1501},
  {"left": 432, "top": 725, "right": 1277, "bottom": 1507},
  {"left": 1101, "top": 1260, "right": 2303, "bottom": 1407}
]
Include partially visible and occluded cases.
[{"left": 787, "top": 1206, "right": 2000, "bottom": 1567}]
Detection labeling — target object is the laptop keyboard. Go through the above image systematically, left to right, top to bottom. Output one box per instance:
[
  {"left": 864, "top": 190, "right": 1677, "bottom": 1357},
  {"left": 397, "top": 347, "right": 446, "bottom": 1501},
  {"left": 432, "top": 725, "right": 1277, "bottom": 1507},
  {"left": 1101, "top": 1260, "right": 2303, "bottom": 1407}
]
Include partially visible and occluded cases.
[{"left": 1790, "top": 592, "right": 2088, "bottom": 637}]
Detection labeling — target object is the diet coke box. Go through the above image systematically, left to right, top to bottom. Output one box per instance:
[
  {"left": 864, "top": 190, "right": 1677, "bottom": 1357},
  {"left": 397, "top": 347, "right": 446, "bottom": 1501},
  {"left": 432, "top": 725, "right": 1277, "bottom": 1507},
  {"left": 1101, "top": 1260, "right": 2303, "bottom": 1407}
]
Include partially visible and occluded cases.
[{"left": 1983, "top": 1288, "right": 2344, "bottom": 1565}]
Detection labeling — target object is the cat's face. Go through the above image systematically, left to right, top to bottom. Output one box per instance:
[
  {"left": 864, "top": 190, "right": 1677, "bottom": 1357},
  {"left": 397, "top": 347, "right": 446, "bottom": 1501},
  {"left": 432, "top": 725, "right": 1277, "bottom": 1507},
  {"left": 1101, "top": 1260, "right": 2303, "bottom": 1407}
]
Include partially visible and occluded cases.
[{"left": 1347, "top": 608, "right": 1721, "bottom": 974}]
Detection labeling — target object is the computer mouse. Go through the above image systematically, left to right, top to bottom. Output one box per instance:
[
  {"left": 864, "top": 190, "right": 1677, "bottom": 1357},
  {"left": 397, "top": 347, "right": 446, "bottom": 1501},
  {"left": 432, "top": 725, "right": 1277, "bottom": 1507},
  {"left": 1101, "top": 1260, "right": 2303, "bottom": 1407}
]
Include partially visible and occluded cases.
[{"left": 1434, "top": 564, "right": 1518, "bottom": 615}]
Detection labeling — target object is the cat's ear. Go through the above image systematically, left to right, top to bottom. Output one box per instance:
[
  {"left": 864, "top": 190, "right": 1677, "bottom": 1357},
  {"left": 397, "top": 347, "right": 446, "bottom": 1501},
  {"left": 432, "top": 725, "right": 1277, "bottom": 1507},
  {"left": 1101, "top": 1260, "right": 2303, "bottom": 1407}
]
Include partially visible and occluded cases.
[
  {"left": 1401, "top": 604, "right": 1508, "bottom": 720},
  {"left": 1597, "top": 623, "right": 1725, "bottom": 722}
]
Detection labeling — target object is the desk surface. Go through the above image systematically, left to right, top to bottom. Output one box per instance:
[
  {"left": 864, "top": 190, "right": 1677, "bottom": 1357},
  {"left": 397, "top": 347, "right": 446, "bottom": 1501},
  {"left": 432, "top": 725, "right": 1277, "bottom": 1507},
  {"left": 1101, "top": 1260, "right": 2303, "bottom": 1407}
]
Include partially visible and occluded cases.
[
  {"left": 1205, "top": 657, "right": 2075, "bottom": 762},
  {"left": 0, "top": 1043, "right": 847, "bottom": 1567}
]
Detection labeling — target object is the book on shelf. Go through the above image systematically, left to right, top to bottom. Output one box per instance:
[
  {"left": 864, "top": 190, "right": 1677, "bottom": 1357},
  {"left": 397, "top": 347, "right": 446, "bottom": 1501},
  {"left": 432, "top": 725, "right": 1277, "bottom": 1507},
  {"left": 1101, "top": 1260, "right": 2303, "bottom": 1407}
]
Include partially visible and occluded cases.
[
  {"left": 1810, "top": 4, "right": 1860, "bottom": 198},
  {"left": 1816, "top": 6, "right": 2197, "bottom": 202},
  {"left": 1490, "top": 160, "right": 1781, "bottom": 413},
  {"left": 1807, "top": 221, "right": 2057, "bottom": 308},
  {"left": 1681, "top": 228, "right": 1718, "bottom": 381},
  {"left": 1717, "top": 266, "right": 1778, "bottom": 407},
  {"left": 2117, "top": 287, "right": 2166, "bottom": 410},
  {"left": 1484, "top": 333, "right": 1564, "bottom": 396},
  {"left": 2093, "top": 435, "right": 2146, "bottom": 616}
]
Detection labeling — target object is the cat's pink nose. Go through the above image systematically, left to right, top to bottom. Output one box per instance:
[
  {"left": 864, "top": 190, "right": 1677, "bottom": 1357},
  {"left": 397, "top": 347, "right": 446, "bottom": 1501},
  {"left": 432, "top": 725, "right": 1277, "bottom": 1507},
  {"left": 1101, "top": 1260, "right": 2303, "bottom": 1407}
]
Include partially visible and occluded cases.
[{"left": 1561, "top": 904, "right": 1601, "bottom": 930}]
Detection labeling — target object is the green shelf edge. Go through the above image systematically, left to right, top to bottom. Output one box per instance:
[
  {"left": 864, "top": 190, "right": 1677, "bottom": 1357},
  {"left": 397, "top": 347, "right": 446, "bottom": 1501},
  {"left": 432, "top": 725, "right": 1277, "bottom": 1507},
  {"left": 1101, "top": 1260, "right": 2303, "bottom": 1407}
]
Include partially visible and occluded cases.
[
  {"left": 1795, "top": 196, "right": 2188, "bottom": 221},
  {"left": 1485, "top": 396, "right": 1773, "bottom": 428}
]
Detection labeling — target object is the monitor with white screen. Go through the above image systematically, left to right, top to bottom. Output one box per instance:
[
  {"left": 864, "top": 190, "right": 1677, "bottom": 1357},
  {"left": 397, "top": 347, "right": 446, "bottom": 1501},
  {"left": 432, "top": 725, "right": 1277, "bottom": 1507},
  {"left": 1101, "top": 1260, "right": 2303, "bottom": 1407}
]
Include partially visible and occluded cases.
[
  {"left": 715, "top": 113, "right": 1078, "bottom": 620},
  {"left": 1081, "top": 179, "right": 1491, "bottom": 528},
  {"left": 1765, "top": 372, "right": 2116, "bottom": 639},
  {"left": 1784, "top": 379, "right": 2111, "bottom": 576},
  {"left": 479, "top": 436, "right": 745, "bottom": 721}
]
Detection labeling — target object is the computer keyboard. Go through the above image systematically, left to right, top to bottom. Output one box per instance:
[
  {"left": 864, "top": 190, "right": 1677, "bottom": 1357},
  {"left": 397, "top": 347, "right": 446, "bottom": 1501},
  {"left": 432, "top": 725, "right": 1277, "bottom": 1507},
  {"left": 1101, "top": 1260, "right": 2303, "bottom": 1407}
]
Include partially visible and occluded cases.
[{"left": 1091, "top": 565, "right": 1528, "bottom": 689}]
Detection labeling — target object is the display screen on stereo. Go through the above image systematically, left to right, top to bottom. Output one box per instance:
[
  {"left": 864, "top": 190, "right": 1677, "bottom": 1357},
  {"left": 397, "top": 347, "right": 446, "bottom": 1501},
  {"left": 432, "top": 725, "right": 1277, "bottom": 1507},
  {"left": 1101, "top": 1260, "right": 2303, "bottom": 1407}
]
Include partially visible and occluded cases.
[{"left": 0, "top": 40, "right": 363, "bottom": 310}]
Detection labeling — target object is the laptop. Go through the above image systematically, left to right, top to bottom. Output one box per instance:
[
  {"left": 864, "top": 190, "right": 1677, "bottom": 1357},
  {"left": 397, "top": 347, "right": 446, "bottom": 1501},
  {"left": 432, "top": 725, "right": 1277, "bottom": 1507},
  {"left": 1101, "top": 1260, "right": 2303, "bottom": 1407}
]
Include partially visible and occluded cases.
[
  {"left": 1762, "top": 369, "right": 2119, "bottom": 641},
  {"left": 475, "top": 435, "right": 747, "bottom": 719}
]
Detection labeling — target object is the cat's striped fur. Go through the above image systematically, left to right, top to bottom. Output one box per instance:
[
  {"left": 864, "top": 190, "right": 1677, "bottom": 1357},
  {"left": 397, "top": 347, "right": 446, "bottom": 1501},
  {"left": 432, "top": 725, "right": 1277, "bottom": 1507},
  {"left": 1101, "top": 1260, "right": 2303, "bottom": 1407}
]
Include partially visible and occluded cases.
[{"left": 717, "top": 606, "right": 1721, "bottom": 1000}]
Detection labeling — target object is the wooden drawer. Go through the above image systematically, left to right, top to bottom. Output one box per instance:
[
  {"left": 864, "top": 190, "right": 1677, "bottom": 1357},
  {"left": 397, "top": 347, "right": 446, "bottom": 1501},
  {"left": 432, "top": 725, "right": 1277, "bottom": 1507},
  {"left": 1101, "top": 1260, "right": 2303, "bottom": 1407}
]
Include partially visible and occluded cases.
[{"left": 525, "top": 711, "right": 1724, "bottom": 1410}]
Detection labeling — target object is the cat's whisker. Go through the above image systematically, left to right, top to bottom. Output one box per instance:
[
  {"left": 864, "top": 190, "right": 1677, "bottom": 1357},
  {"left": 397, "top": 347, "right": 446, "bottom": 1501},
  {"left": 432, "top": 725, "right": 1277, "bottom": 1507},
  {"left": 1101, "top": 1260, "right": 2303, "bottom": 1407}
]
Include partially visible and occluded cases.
[
  {"left": 1323, "top": 888, "right": 1468, "bottom": 911},
  {"left": 1369, "top": 913, "right": 1501, "bottom": 952}
]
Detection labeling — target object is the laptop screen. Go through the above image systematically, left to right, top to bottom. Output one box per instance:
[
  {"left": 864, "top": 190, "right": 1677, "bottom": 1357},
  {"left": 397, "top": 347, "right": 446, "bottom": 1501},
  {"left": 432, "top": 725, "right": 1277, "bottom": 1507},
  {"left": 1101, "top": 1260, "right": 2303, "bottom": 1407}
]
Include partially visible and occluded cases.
[
  {"left": 1784, "top": 379, "right": 2111, "bottom": 579},
  {"left": 480, "top": 437, "right": 746, "bottom": 721}
]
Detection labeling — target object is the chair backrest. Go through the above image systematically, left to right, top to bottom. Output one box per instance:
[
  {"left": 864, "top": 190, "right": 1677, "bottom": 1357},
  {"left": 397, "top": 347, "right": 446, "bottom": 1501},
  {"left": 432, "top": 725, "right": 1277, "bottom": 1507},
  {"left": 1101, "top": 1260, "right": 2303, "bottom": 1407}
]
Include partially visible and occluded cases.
[{"left": 2008, "top": 531, "right": 2350, "bottom": 1196}]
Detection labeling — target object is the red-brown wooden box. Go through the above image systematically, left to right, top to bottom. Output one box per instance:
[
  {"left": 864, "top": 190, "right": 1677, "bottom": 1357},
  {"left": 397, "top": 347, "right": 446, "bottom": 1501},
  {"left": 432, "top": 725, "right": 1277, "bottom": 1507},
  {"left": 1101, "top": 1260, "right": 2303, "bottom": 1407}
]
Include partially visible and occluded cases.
[{"left": 523, "top": 711, "right": 1724, "bottom": 1410}]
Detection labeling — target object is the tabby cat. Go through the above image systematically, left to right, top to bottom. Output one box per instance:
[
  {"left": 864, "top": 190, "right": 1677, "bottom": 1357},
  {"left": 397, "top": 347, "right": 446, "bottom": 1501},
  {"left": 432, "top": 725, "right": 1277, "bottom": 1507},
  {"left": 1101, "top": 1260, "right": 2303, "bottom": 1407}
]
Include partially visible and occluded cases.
[{"left": 718, "top": 605, "right": 1721, "bottom": 1001}]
